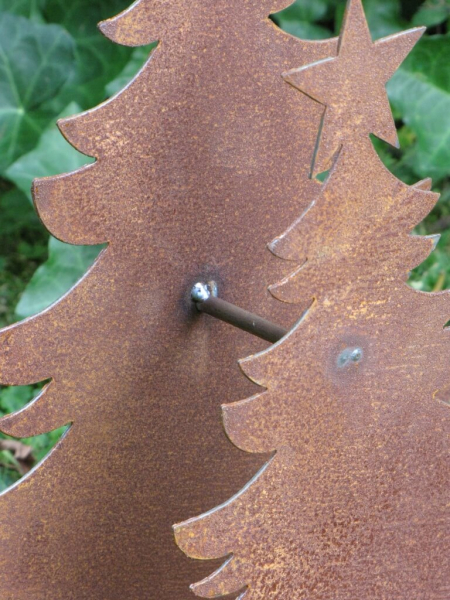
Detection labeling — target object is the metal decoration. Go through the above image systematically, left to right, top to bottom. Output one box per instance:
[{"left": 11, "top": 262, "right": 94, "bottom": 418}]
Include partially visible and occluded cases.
[
  {"left": 175, "top": 1, "right": 450, "bottom": 598},
  {"left": 0, "top": 2, "right": 339, "bottom": 599}
]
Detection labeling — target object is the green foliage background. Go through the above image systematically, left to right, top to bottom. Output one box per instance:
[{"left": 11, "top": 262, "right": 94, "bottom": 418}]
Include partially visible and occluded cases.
[{"left": 0, "top": 0, "right": 449, "bottom": 488}]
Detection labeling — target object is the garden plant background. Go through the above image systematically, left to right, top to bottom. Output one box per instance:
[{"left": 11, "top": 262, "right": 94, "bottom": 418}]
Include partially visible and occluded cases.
[{"left": 0, "top": 0, "right": 449, "bottom": 488}]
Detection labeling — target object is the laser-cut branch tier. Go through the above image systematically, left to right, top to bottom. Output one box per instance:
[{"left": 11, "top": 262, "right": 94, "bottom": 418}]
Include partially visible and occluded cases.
[
  {"left": 0, "top": 2, "right": 341, "bottom": 599},
  {"left": 175, "top": 2, "right": 450, "bottom": 598}
]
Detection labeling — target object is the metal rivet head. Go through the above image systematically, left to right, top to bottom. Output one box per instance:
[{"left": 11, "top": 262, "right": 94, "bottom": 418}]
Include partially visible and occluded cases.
[
  {"left": 191, "top": 282, "right": 211, "bottom": 303},
  {"left": 337, "top": 347, "right": 364, "bottom": 368},
  {"left": 350, "top": 348, "right": 363, "bottom": 362}
]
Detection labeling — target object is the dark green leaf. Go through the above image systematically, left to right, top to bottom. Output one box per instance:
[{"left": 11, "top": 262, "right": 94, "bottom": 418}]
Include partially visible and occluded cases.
[
  {"left": 0, "top": 0, "right": 45, "bottom": 20},
  {"left": 43, "top": 0, "right": 133, "bottom": 108},
  {"left": 272, "top": 0, "right": 335, "bottom": 39},
  {"left": 274, "top": 0, "right": 329, "bottom": 23},
  {"left": 336, "top": 0, "right": 406, "bottom": 38},
  {"left": 412, "top": 0, "right": 450, "bottom": 28},
  {"left": 0, "top": 14, "right": 76, "bottom": 174},
  {"left": 275, "top": 20, "right": 333, "bottom": 40},
  {"left": 388, "top": 35, "right": 450, "bottom": 182},
  {"left": 106, "top": 45, "right": 156, "bottom": 97},
  {"left": 4, "top": 102, "right": 102, "bottom": 320},
  {"left": 6, "top": 102, "right": 92, "bottom": 201},
  {"left": 0, "top": 187, "right": 48, "bottom": 328},
  {"left": 0, "top": 187, "right": 44, "bottom": 240},
  {"left": 409, "top": 229, "right": 450, "bottom": 291},
  {"left": 16, "top": 238, "right": 102, "bottom": 320},
  {"left": 0, "top": 382, "right": 66, "bottom": 474},
  {"left": 0, "top": 385, "right": 37, "bottom": 415},
  {"left": 22, "top": 427, "right": 68, "bottom": 462},
  {"left": 0, "top": 467, "right": 20, "bottom": 492}
]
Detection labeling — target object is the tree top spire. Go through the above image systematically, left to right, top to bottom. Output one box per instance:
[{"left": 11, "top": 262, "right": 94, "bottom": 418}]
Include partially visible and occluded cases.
[{"left": 283, "top": 0, "right": 424, "bottom": 175}]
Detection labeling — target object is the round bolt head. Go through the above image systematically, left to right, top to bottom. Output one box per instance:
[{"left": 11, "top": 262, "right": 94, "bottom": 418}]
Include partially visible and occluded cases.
[
  {"left": 191, "top": 282, "right": 210, "bottom": 302},
  {"left": 337, "top": 346, "right": 364, "bottom": 368}
]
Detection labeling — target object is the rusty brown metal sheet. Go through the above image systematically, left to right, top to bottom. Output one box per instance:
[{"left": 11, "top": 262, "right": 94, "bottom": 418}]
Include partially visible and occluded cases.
[
  {"left": 175, "top": 1, "right": 450, "bottom": 598},
  {"left": 0, "top": 2, "right": 339, "bottom": 599}
]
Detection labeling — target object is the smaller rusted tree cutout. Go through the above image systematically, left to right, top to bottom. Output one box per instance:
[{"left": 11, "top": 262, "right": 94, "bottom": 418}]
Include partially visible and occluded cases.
[{"left": 174, "top": 1, "right": 450, "bottom": 598}]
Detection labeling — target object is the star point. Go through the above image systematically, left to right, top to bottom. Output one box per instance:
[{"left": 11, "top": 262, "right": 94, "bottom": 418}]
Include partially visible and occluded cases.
[{"left": 283, "top": 0, "right": 424, "bottom": 174}]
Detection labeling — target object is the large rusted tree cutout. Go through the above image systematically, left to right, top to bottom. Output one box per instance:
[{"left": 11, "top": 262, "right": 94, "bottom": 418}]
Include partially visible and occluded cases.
[
  {"left": 0, "top": 1, "right": 340, "bottom": 599},
  {"left": 175, "top": 1, "right": 450, "bottom": 598}
]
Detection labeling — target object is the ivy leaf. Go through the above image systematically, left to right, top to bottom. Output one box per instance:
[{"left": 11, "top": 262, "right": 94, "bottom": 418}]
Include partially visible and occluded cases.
[
  {"left": 0, "top": 0, "right": 45, "bottom": 20},
  {"left": 43, "top": 0, "right": 133, "bottom": 108},
  {"left": 272, "top": 0, "right": 333, "bottom": 40},
  {"left": 274, "top": 0, "right": 329, "bottom": 23},
  {"left": 336, "top": 0, "right": 406, "bottom": 38},
  {"left": 363, "top": 0, "right": 406, "bottom": 37},
  {"left": 412, "top": 0, "right": 450, "bottom": 28},
  {"left": 0, "top": 13, "right": 76, "bottom": 174},
  {"left": 273, "top": 20, "right": 333, "bottom": 40},
  {"left": 388, "top": 35, "right": 450, "bottom": 182},
  {"left": 106, "top": 45, "right": 156, "bottom": 97},
  {"left": 5, "top": 102, "right": 92, "bottom": 200},
  {"left": 5, "top": 103, "right": 102, "bottom": 321},
  {"left": 0, "top": 187, "right": 45, "bottom": 244},
  {"left": 0, "top": 187, "right": 48, "bottom": 329},
  {"left": 16, "top": 238, "right": 102, "bottom": 320},
  {"left": 0, "top": 383, "right": 66, "bottom": 484},
  {"left": 0, "top": 386, "right": 37, "bottom": 416},
  {"left": 22, "top": 427, "right": 67, "bottom": 462},
  {"left": 0, "top": 464, "right": 21, "bottom": 492}
]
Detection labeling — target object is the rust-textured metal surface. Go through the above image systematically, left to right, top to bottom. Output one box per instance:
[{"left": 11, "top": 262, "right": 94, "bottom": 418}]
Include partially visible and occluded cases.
[
  {"left": 175, "top": 1, "right": 450, "bottom": 598},
  {"left": 0, "top": 2, "right": 339, "bottom": 599}
]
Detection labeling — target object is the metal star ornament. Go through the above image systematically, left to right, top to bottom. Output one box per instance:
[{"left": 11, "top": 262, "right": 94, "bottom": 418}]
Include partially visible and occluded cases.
[{"left": 283, "top": 0, "right": 425, "bottom": 175}]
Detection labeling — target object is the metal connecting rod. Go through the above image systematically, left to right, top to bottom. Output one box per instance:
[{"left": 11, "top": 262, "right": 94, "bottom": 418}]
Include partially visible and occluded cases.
[{"left": 191, "top": 283, "right": 287, "bottom": 344}]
